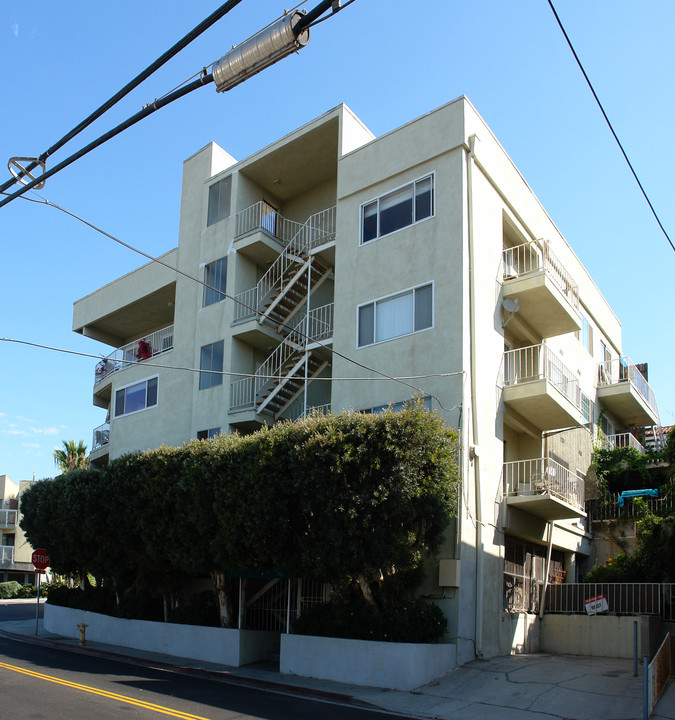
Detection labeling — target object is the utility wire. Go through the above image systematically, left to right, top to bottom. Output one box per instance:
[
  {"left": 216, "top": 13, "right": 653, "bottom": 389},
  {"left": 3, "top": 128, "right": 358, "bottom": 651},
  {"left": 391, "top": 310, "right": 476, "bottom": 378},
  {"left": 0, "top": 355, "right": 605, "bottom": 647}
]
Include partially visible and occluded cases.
[
  {"left": 1, "top": 0, "right": 244, "bottom": 194},
  {"left": 548, "top": 0, "right": 675, "bottom": 254},
  {"left": 0, "top": 73, "right": 214, "bottom": 210},
  {"left": 20, "top": 193, "right": 459, "bottom": 410},
  {"left": 0, "top": 337, "right": 461, "bottom": 383}
]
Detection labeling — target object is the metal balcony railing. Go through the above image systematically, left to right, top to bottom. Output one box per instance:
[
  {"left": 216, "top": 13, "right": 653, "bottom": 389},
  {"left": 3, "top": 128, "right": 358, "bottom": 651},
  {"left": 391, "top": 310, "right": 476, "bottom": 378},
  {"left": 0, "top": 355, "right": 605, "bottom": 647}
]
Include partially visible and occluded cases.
[
  {"left": 235, "top": 201, "right": 303, "bottom": 245},
  {"left": 503, "top": 240, "right": 580, "bottom": 309},
  {"left": 94, "top": 325, "right": 174, "bottom": 386},
  {"left": 504, "top": 344, "right": 582, "bottom": 411},
  {"left": 597, "top": 357, "right": 658, "bottom": 417},
  {"left": 230, "top": 376, "right": 256, "bottom": 411},
  {"left": 92, "top": 422, "right": 110, "bottom": 452},
  {"left": 599, "top": 432, "right": 646, "bottom": 454},
  {"left": 504, "top": 456, "right": 585, "bottom": 510},
  {"left": 0, "top": 510, "right": 17, "bottom": 527},
  {"left": 0, "top": 546, "right": 14, "bottom": 566}
]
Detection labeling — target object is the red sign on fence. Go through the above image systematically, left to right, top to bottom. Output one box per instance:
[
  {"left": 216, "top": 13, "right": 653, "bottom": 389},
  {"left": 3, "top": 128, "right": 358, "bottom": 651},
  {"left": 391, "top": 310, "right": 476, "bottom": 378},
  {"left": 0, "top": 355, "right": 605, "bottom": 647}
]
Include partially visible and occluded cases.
[
  {"left": 31, "top": 548, "right": 50, "bottom": 570},
  {"left": 584, "top": 594, "right": 608, "bottom": 615}
]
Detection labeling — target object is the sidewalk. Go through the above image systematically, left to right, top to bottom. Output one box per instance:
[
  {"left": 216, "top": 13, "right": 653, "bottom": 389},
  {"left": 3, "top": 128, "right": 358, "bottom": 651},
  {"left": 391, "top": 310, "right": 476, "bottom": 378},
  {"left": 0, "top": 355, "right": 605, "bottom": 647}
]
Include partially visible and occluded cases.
[{"left": 1, "top": 617, "right": 672, "bottom": 720}]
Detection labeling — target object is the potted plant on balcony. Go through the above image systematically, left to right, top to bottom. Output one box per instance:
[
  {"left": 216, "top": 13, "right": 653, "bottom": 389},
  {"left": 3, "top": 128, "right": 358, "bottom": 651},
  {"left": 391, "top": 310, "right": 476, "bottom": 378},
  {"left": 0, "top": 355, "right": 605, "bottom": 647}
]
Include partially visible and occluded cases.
[
  {"left": 136, "top": 339, "right": 152, "bottom": 361},
  {"left": 95, "top": 358, "right": 113, "bottom": 380}
]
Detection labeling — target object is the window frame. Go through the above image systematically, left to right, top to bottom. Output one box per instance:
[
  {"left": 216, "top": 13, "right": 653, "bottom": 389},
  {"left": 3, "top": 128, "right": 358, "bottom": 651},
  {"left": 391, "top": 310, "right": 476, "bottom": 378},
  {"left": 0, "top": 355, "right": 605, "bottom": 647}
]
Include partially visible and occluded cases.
[
  {"left": 359, "top": 172, "right": 435, "bottom": 246},
  {"left": 206, "top": 175, "right": 232, "bottom": 227},
  {"left": 202, "top": 256, "right": 228, "bottom": 307},
  {"left": 356, "top": 281, "right": 434, "bottom": 348},
  {"left": 199, "top": 340, "right": 224, "bottom": 390},
  {"left": 114, "top": 375, "right": 159, "bottom": 418},
  {"left": 197, "top": 427, "right": 221, "bottom": 440}
]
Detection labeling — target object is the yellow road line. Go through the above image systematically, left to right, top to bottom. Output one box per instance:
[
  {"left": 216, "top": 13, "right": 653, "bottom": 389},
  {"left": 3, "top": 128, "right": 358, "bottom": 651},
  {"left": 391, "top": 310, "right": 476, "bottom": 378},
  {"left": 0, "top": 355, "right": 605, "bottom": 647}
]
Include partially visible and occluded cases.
[{"left": 0, "top": 662, "right": 211, "bottom": 720}]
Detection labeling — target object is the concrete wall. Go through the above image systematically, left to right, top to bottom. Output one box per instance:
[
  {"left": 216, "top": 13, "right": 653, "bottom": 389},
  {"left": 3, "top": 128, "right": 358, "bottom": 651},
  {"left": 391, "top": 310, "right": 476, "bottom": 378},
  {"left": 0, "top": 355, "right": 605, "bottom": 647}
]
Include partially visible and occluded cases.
[
  {"left": 44, "top": 604, "right": 278, "bottom": 667},
  {"left": 540, "top": 614, "right": 642, "bottom": 658},
  {"left": 281, "top": 634, "right": 457, "bottom": 691}
]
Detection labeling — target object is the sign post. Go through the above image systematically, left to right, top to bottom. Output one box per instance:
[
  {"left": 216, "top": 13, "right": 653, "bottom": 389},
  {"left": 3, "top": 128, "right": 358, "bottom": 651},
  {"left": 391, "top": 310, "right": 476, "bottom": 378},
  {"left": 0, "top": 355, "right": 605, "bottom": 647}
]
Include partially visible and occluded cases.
[{"left": 31, "top": 548, "right": 50, "bottom": 635}]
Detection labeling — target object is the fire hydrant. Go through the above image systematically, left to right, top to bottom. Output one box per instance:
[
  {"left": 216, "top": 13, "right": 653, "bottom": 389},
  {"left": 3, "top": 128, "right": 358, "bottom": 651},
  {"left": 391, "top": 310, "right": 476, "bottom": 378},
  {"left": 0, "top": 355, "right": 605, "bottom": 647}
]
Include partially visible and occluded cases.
[{"left": 76, "top": 623, "right": 88, "bottom": 645}]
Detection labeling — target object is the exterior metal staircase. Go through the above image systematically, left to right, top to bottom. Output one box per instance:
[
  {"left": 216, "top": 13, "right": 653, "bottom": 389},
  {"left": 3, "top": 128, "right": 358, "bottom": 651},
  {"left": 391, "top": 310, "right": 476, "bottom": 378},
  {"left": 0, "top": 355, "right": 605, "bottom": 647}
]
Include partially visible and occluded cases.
[{"left": 230, "top": 205, "right": 335, "bottom": 420}]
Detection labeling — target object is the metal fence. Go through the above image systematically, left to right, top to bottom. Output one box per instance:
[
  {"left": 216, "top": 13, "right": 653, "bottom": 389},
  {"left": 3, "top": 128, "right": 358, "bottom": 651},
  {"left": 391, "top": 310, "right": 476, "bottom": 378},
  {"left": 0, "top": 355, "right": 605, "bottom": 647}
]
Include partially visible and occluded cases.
[
  {"left": 586, "top": 492, "right": 675, "bottom": 521},
  {"left": 241, "top": 577, "right": 329, "bottom": 632},
  {"left": 545, "top": 583, "right": 675, "bottom": 620}
]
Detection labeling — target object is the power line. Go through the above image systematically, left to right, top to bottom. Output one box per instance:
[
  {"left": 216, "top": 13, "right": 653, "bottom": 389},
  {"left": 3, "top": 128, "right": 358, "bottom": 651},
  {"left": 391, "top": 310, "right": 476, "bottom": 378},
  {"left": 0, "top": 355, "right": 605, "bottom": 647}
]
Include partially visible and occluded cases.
[
  {"left": 1, "top": 0, "right": 245, "bottom": 195},
  {"left": 1, "top": 0, "right": 358, "bottom": 210},
  {"left": 547, "top": 0, "right": 675, "bottom": 254},
  {"left": 0, "top": 73, "right": 214, "bottom": 210},
  {"left": 19, "top": 192, "right": 459, "bottom": 410},
  {"left": 0, "top": 337, "right": 462, "bottom": 384}
]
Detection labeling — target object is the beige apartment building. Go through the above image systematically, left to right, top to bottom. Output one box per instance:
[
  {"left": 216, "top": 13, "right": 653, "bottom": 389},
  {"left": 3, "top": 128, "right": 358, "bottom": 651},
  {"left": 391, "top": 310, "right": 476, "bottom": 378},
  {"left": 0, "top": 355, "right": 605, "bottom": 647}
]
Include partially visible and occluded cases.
[
  {"left": 73, "top": 97, "right": 660, "bottom": 663},
  {"left": 0, "top": 475, "right": 37, "bottom": 584}
]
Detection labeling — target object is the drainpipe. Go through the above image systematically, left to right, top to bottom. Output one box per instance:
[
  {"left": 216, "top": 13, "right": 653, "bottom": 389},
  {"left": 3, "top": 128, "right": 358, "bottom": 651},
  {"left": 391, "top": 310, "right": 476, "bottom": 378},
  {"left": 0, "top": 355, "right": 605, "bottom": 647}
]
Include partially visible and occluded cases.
[
  {"left": 467, "top": 134, "right": 484, "bottom": 657},
  {"left": 539, "top": 520, "right": 555, "bottom": 618}
]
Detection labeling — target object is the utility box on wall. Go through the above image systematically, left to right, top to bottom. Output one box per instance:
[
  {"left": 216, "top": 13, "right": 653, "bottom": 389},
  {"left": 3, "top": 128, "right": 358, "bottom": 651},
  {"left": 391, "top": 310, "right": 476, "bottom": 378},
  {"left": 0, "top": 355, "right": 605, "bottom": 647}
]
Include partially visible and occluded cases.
[{"left": 439, "top": 559, "right": 460, "bottom": 587}]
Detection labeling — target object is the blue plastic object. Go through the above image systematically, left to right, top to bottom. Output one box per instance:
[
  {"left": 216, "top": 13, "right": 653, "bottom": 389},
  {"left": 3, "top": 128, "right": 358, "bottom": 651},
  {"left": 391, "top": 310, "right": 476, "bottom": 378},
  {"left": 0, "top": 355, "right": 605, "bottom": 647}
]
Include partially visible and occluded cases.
[{"left": 617, "top": 489, "right": 659, "bottom": 508}]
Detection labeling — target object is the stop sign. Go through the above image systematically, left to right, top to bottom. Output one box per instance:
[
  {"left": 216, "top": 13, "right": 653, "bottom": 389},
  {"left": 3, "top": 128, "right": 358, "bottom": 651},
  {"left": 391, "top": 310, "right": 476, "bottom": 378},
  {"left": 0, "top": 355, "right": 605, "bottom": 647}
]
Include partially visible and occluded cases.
[{"left": 31, "top": 548, "right": 50, "bottom": 570}]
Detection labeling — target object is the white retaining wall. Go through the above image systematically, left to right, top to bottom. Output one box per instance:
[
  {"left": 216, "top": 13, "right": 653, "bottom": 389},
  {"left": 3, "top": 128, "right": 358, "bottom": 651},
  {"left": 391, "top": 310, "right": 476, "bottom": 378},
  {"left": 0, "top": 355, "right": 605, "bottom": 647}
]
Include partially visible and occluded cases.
[
  {"left": 44, "top": 604, "right": 278, "bottom": 667},
  {"left": 540, "top": 614, "right": 642, "bottom": 658},
  {"left": 280, "top": 633, "right": 457, "bottom": 690}
]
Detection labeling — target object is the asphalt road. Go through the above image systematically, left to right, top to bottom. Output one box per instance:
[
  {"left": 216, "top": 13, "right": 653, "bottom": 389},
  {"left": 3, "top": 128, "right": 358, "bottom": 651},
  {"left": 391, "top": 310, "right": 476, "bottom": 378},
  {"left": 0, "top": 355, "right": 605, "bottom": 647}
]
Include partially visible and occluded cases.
[{"left": 0, "top": 602, "right": 407, "bottom": 720}]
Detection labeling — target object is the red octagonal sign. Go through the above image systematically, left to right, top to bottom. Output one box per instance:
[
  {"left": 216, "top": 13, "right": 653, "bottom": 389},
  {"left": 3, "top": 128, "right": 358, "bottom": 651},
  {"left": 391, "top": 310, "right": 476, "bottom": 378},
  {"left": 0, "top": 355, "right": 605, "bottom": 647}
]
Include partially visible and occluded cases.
[{"left": 31, "top": 548, "right": 50, "bottom": 570}]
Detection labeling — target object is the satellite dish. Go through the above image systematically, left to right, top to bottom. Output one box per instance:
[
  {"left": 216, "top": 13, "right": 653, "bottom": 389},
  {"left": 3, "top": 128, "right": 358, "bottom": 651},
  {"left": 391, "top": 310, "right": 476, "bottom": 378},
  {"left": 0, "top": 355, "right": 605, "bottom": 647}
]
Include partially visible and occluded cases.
[
  {"left": 502, "top": 298, "right": 520, "bottom": 328},
  {"left": 503, "top": 298, "right": 520, "bottom": 314}
]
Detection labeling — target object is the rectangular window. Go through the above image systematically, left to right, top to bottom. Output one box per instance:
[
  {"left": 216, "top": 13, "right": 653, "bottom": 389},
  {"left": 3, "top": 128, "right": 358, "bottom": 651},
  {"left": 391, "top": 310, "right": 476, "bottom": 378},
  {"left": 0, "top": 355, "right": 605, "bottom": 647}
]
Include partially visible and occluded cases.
[
  {"left": 360, "top": 174, "right": 434, "bottom": 244},
  {"left": 207, "top": 176, "right": 232, "bottom": 226},
  {"left": 203, "top": 257, "right": 228, "bottom": 306},
  {"left": 357, "top": 283, "right": 433, "bottom": 347},
  {"left": 576, "top": 313, "right": 593, "bottom": 355},
  {"left": 199, "top": 341, "right": 224, "bottom": 390},
  {"left": 114, "top": 377, "right": 158, "bottom": 417},
  {"left": 581, "top": 392, "right": 593, "bottom": 424},
  {"left": 197, "top": 427, "right": 221, "bottom": 440}
]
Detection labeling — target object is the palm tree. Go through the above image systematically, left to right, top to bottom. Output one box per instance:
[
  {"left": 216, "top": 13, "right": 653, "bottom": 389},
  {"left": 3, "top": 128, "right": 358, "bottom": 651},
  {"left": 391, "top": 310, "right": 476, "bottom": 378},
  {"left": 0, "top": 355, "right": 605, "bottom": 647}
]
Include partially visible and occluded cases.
[{"left": 53, "top": 440, "right": 89, "bottom": 473}]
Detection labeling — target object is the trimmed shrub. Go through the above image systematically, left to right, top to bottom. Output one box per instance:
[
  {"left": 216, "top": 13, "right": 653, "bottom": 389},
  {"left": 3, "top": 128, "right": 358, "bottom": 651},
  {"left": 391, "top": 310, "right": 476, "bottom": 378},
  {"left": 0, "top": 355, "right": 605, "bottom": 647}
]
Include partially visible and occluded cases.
[
  {"left": 0, "top": 581, "right": 22, "bottom": 599},
  {"left": 17, "top": 584, "right": 37, "bottom": 598},
  {"left": 168, "top": 590, "right": 219, "bottom": 627},
  {"left": 293, "top": 595, "right": 447, "bottom": 643}
]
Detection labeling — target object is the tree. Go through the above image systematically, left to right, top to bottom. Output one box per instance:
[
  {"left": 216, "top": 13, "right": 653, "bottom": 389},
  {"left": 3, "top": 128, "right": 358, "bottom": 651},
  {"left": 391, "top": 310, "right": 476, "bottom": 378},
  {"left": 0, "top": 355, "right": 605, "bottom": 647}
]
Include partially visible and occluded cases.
[{"left": 53, "top": 440, "right": 89, "bottom": 473}]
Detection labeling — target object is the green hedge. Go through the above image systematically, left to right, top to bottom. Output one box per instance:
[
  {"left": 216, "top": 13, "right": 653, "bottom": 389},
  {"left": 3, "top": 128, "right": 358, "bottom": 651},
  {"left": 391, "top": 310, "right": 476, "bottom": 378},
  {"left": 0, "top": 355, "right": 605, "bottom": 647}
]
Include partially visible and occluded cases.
[{"left": 23, "top": 405, "right": 460, "bottom": 633}]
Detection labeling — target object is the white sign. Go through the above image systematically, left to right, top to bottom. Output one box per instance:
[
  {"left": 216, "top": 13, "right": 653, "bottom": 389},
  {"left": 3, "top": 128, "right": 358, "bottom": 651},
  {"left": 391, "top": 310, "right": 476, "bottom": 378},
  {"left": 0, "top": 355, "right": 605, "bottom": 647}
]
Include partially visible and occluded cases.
[{"left": 584, "top": 594, "right": 609, "bottom": 615}]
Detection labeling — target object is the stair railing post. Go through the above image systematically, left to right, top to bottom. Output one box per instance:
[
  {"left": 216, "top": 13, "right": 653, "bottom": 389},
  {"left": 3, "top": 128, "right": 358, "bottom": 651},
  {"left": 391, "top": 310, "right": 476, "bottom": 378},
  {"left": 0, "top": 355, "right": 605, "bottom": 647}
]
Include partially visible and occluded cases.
[{"left": 303, "top": 255, "right": 312, "bottom": 419}]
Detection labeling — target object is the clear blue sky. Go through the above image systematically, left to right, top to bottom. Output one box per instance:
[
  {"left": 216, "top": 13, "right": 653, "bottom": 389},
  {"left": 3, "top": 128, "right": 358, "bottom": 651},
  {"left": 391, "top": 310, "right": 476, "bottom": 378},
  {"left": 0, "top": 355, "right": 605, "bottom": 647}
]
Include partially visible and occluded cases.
[{"left": 1, "top": 0, "right": 673, "bottom": 482}]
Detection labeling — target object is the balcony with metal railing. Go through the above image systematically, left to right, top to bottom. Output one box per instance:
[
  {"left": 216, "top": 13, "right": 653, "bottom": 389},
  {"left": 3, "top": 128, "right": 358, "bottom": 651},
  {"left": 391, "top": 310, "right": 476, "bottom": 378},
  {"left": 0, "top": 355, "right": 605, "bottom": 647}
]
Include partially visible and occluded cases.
[
  {"left": 234, "top": 201, "right": 305, "bottom": 265},
  {"left": 503, "top": 240, "right": 581, "bottom": 340},
  {"left": 94, "top": 325, "right": 174, "bottom": 388},
  {"left": 503, "top": 344, "right": 586, "bottom": 430},
  {"left": 597, "top": 357, "right": 659, "bottom": 427},
  {"left": 91, "top": 422, "right": 110, "bottom": 453},
  {"left": 599, "top": 432, "right": 646, "bottom": 454},
  {"left": 504, "top": 456, "right": 586, "bottom": 520},
  {"left": 0, "top": 510, "right": 17, "bottom": 528},
  {"left": 0, "top": 546, "right": 14, "bottom": 566}
]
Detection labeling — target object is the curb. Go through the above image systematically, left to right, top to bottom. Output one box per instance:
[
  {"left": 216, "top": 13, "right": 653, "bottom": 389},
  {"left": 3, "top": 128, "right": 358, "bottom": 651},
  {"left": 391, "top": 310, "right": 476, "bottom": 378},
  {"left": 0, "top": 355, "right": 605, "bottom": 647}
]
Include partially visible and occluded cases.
[{"left": 0, "top": 626, "right": 359, "bottom": 707}]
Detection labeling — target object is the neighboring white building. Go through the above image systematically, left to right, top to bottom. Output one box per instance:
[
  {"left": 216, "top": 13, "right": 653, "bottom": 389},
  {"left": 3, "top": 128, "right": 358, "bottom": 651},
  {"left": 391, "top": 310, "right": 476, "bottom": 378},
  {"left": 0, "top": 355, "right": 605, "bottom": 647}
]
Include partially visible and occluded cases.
[
  {"left": 73, "top": 98, "right": 660, "bottom": 663},
  {"left": 0, "top": 475, "right": 38, "bottom": 584}
]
